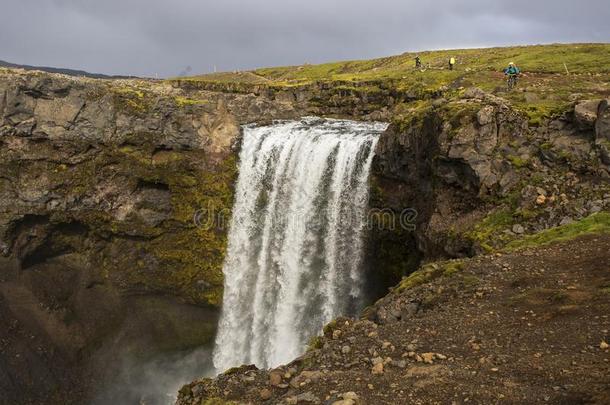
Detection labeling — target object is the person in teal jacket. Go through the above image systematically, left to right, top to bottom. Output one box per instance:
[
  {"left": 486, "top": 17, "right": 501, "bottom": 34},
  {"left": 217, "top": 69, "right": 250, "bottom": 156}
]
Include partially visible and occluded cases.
[
  {"left": 504, "top": 62, "right": 520, "bottom": 75},
  {"left": 504, "top": 62, "right": 521, "bottom": 89}
]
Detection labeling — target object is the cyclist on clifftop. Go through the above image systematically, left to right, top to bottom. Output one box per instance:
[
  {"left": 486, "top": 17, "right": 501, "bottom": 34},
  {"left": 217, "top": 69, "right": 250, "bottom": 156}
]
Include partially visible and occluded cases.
[
  {"left": 504, "top": 62, "right": 521, "bottom": 89},
  {"left": 504, "top": 62, "right": 521, "bottom": 76}
]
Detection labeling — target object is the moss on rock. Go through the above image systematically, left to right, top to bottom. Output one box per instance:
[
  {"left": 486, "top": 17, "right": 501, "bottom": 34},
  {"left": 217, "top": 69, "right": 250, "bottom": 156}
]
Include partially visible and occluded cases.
[
  {"left": 505, "top": 212, "right": 610, "bottom": 251},
  {"left": 396, "top": 259, "right": 464, "bottom": 293}
]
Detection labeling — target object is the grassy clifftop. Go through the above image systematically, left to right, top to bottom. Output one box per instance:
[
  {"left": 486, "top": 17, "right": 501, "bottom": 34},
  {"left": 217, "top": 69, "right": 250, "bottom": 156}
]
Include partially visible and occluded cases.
[
  {"left": 173, "top": 43, "right": 610, "bottom": 124},
  {"left": 180, "top": 43, "right": 610, "bottom": 85},
  {"left": 255, "top": 43, "right": 609, "bottom": 82}
]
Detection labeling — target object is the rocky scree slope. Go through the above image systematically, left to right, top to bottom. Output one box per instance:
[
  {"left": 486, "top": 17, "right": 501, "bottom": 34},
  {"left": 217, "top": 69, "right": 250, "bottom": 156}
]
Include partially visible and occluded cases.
[{"left": 177, "top": 230, "right": 610, "bottom": 405}]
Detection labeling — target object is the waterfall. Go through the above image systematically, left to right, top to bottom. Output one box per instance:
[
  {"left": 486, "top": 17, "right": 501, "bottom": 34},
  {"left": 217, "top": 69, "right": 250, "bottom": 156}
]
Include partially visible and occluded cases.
[{"left": 213, "top": 117, "right": 387, "bottom": 371}]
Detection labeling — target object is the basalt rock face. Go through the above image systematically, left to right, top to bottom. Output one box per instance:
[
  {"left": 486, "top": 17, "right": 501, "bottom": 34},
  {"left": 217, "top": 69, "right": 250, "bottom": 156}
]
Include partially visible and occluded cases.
[
  {"left": 0, "top": 69, "right": 303, "bottom": 404},
  {"left": 169, "top": 78, "right": 415, "bottom": 122},
  {"left": 371, "top": 90, "right": 610, "bottom": 285}
]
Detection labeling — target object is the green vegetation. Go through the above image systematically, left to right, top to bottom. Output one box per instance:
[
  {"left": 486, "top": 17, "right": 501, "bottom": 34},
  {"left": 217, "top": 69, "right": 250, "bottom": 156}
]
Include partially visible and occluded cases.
[
  {"left": 171, "top": 43, "right": 610, "bottom": 124},
  {"left": 252, "top": 44, "right": 610, "bottom": 84},
  {"left": 111, "top": 86, "right": 153, "bottom": 115},
  {"left": 174, "top": 96, "right": 210, "bottom": 108},
  {"left": 145, "top": 153, "right": 237, "bottom": 306},
  {"left": 507, "top": 155, "right": 529, "bottom": 168},
  {"left": 465, "top": 209, "right": 610, "bottom": 255},
  {"left": 466, "top": 209, "right": 516, "bottom": 252},
  {"left": 505, "top": 212, "right": 610, "bottom": 251},
  {"left": 396, "top": 260, "right": 464, "bottom": 293},
  {"left": 510, "top": 287, "right": 566, "bottom": 305},
  {"left": 308, "top": 335, "right": 323, "bottom": 350}
]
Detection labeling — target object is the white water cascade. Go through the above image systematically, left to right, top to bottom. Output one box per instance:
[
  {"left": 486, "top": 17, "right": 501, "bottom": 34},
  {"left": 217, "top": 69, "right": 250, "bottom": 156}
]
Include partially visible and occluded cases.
[{"left": 213, "top": 117, "right": 387, "bottom": 371}]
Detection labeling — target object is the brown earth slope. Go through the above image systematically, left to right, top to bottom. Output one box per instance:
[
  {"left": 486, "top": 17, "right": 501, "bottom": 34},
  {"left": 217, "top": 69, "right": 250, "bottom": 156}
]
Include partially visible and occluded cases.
[{"left": 178, "top": 232, "right": 610, "bottom": 405}]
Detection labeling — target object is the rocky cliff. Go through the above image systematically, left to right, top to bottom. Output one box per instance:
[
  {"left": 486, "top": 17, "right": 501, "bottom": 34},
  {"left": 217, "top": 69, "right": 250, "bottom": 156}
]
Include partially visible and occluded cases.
[
  {"left": 0, "top": 64, "right": 398, "bottom": 403},
  {"left": 0, "top": 68, "right": 304, "bottom": 403},
  {"left": 369, "top": 89, "right": 610, "bottom": 287}
]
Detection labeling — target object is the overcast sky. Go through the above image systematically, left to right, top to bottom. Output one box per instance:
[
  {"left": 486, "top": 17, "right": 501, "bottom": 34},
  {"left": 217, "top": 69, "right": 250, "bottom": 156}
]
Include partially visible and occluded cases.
[{"left": 1, "top": 0, "right": 608, "bottom": 78}]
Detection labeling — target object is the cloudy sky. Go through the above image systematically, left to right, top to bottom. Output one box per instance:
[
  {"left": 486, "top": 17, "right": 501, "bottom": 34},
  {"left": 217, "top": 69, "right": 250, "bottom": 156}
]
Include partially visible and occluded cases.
[{"left": 1, "top": 0, "right": 608, "bottom": 78}]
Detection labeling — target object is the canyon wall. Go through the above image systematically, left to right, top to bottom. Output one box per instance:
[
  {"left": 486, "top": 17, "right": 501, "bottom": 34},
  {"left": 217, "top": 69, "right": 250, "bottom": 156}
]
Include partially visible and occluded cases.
[{"left": 0, "top": 69, "right": 303, "bottom": 403}]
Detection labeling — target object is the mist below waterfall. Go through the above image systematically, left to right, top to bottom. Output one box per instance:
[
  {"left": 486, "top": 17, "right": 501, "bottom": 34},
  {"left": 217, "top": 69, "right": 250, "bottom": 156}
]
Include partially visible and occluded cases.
[
  {"left": 214, "top": 117, "right": 387, "bottom": 371},
  {"left": 92, "top": 347, "right": 214, "bottom": 405}
]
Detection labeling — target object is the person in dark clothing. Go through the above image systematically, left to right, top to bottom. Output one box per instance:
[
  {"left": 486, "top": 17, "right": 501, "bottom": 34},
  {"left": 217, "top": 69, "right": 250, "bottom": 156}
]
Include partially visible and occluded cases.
[
  {"left": 415, "top": 56, "right": 421, "bottom": 68},
  {"left": 449, "top": 57, "right": 456, "bottom": 70}
]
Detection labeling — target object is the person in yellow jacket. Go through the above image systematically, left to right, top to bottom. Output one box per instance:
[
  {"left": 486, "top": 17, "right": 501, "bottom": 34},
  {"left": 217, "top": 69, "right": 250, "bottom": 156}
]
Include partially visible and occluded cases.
[{"left": 449, "top": 57, "right": 456, "bottom": 70}]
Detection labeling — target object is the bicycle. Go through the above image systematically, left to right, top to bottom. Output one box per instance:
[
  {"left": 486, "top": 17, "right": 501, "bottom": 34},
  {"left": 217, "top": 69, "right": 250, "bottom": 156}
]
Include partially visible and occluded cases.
[{"left": 507, "top": 74, "right": 519, "bottom": 91}]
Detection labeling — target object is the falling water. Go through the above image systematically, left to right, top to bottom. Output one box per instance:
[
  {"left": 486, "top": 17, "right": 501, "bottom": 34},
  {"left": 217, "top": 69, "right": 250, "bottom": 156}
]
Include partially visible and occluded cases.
[{"left": 213, "top": 117, "right": 387, "bottom": 371}]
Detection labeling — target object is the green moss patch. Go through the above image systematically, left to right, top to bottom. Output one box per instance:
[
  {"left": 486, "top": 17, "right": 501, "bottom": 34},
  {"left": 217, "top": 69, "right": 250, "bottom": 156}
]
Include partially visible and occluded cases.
[
  {"left": 111, "top": 86, "right": 154, "bottom": 116},
  {"left": 174, "top": 96, "right": 210, "bottom": 108},
  {"left": 466, "top": 209, "right": 516, "bottom": 252},
  {"left": 505, "top": 212, "right": 610, "bottom": 251},
  {"left": 396, "top": 260, "right": 464, "bottom": 293}
]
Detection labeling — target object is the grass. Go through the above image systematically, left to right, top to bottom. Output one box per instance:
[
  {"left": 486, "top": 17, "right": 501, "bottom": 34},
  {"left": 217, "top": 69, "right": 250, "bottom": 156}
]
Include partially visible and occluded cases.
[
  {"left": 170, "top": 43, "right": 610, "bottom": 124},
  {"left": 172, "top": 44, "right": 610, "bottom": 88},
  {"left": 252, "top": 44, "right": 610, "bottom": 84},
  {"left": 111, "top": 85, "right": 153, "bottom": 115},
  {"left": 174, "top": 96, "right": 209, "bottom": 107},
  {"left": 466, "top": 209, "right": 516, "bottom": 252},
  {"left": 505, "top": 212, "right": 610, "bottom": 251},
  {"left": 396, "top": 260, "right": 464, "bottom": 293}
]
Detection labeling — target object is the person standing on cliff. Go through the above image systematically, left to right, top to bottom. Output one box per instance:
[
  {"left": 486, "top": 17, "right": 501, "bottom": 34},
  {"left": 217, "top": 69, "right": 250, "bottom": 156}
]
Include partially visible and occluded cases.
[
  {"left": 415, "top": 55, "right": 422, "bottom": 68},
  {"left": 449, "top": 57, "right": 456, "bottom": 70}
]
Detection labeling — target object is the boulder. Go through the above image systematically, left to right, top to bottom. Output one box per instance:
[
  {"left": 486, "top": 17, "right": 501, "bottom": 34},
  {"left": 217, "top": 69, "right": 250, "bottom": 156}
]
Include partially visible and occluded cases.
[
  {"left": 574, "top": 99, "right": 600, "bottom": 130},
  {"left": 477, "top": 105, "right": 495, "bottom": 126},
  {"left": 596, "top": 140, "right": 610, "bottom": 165},
  {"left": 512, "top": 224, "right": 525, "bottom": 234},
  {"left": 371, "top": 362, "right": 384, "bottom": 374},
  {"left": 269, "top": 371, "right": 283, "bottom": 386},
  {"left": 260, "top": 388, "right": 272, "bottom": 400}
]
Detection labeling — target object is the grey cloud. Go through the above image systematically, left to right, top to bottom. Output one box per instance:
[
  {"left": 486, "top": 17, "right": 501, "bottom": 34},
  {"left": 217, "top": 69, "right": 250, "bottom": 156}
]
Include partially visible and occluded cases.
[{"left": 0, "top": 0, "right": 608, "bottom": 77}]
